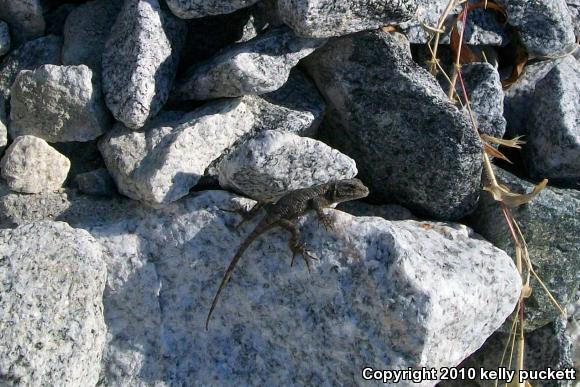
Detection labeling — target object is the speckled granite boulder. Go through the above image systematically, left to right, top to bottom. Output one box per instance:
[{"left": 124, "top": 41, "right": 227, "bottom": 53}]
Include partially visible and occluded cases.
[
  {"left": 0, "top": 0, "right": 45, "bottom": 46},
  {"left": 62, "top": 0, "right": 124, "bottom": 72},
  {"left": 102, "top": 0, "right": 186, "bottom": 129},
  {"left": 166, "top": 0, "right": 260, "bottom": 18},
  {"left": 277, "top": 0, "right": 417, "bottom": 38},
  {"left": 400, "top": 0, "right": 509, "bottom": 45},
  {"left": 496, "top": 0, "right": 576, "bottom": 58},
  {"left": 0, "top": 20, "right": 9, "bottom": 56},
  {"left": 173, "top": 27, "right": 324, "bottom": 100},
  {"left": 303, "top": 31, "right": 482, "bottom": 220},
  {"left": 0, "top": 35, "right": 62, "bottom": 133},
  {"left": 525, "top": 57, "right": 580, "bottom": 184},
  {"left": 460, "top": 62, "right": 506, "bottom": 138},
  {"left": 9, "top": 64, "right": 110, "bottom": 142},
  {"left": 100, "top": 95, "right": 323, "bottom": 204},
  {"left": 217, "top": 130, "right": 357, "bottom": 200},
  {"left": 0, "top": 135, "right": 70, "bottom": 193},
  {"left": 468, "top": 167, "right": 580, "bottom": 331},
  {"left": 75, "top": 168, "right": 117, "bottom": 197},
  {"left": 70, "top": 190, "right": 520, "bottom": 386},
  {"left": 0, "top": 221, "right": 106, "bottom": 386}
]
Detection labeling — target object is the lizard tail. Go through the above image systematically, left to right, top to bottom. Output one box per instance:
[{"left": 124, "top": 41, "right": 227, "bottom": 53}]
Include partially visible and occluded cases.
[{"left": 205, "top": 230, "right": 262, "bottom": 330}]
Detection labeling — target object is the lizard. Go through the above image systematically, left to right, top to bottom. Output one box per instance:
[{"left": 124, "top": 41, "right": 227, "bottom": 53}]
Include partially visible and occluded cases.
[{"left": 205, "top": 178, "right": 370, "bottom": 329}]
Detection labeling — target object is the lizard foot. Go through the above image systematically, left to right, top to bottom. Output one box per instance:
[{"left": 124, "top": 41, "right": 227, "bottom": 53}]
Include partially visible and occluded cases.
[{"left": 290, "top": 241, "right": 318, "bottom": 272}]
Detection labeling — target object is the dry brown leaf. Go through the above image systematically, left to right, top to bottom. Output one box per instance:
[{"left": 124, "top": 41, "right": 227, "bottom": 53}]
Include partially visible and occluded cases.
[
  {"left": 382, "top": 25, "right": 397, "bottom": 33},
  {"left": 503, "top": 44, "right": 529, "bottom": 88},
  {"left": 482, "top": 134, "right": 525, "bottom": 148},
  {"left": 484, "top": 143, "right": 513, "bottom": 163},
  {"left": 484, "top": 179, "right": 548, "bottom": 208},
  {"left": 521, "top": 285, "right": 533, "bottom": 298}
]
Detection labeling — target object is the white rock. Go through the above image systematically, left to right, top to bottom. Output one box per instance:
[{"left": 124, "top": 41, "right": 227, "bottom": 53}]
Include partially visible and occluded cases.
[
  {"left": 166, "top": 0, "right": 260, "bottom": 19},
  {"left": 9, "top": 64, "right": 110, "bottom": 142},
  {"left": 99, "top": 99, "right": 256, "bottom": 204},
  {"left": 0, "top": 118, "right": 6, "bottom": 155},
  {"left": 217, "top": 130, "right": 358, "bottom": 200},
  {"left": 0, "top": 135, "right": 70, "bottom": 193},
  {"left": 77, "top": 190, "right": 521, "bottom": 386},
  {"left": 0, "top": 221, "right": 107, "bottom": 386}
]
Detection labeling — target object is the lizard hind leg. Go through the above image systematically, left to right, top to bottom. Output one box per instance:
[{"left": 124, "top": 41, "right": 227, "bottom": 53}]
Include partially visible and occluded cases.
[{"left": 279, "top": 220, "right": 318, "bottom": 272}]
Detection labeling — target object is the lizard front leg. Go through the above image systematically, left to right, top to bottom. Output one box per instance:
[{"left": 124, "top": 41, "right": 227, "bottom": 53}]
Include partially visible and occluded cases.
[
  {"left": 311, "top": 197, "right": 334, "bottom": 232},
  {"left": 278, "top": 219, "right": 318, "bottom": 272}
]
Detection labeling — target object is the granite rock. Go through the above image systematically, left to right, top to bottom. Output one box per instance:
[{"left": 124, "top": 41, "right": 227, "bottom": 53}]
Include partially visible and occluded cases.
[
  {"left": 0, "top": 0, "right": 45, "bottom": 46},
  {"left": 62, "top": 0, "right": 124, "bottom": 73},
  {"left": 102, "top": 0, "right": 186, "bottom": 129},
  {"left": 166, "top": 0, "right": 260, "bottom": 19},
  {"left": 277, "top": 0, "right": 417, "bottom": 38},
  {"left": 400, "top": 0, "right": 509, "bottom": 45},
  {"left": 496, "top": 0, "right": 576, "bottom": 58},
  {"left": 0, "top": 20, "right": 9, "bottom": 56},
  {"left": 173, "top": 27, "right": 325, "bottom": 100},
  {"left": 303, "top": 31, "right": 482, "bottom": 220},
  {"left": 0, "top": 35, "right": 62, "bottom": 133},
  {"left": 525, "top": 57, "right": 580, "bottom": 184},
  {"left": 460, "top": 62, "right": 506, "bottom": 138},
  {"left": 9, "top": 64, "right": 110, "bottom": 142},
  {"left": 0, "top": 119, "right": 6, "bottom": 155},
  {"left": 217, "top": 130, "right": 358, "bottom": 200},
  {"left": 0, "top": 135, "right": 70, "bottom": 193},
  {"left": 468, "top": 167, "right": 580, "bottom": 331},
  {"left": 75, "top": 168, "right": 118, "bottom": 197},
  {"left": 75, "top": 190, "right": 519, "bottom": 386},
  {"left": 0, "top": 221, "right": 106, "bottom": 386}
]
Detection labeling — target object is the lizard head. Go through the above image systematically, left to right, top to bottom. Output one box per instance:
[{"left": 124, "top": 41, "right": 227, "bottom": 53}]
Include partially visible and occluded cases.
[{"left": 328, "top": 178, "right": 370, "bottom": 203}]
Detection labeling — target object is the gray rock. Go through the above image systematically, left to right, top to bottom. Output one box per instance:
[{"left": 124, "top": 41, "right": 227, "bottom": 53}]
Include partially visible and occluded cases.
[
  {"left": 0, "top": 0, "right": 45, "bottom": 46},
  {"left": 62, "top": 0, "right": 124, "bottom": 73},
  {"left": 102, "top": 0, "right": 186, "bottom": 129},
  {"left": 166, "top": 0, "right": 260, "bottom": 19},
  {"left": 277, "top": 0, "right": 417, "bottom": 38},
  {"left": 400, "top": 0, "right": 509, "bottom": 45},
  {"left": 496, "top": 0, "right": 576, "bottom": 58},
  {"left": 568, "top": 2, "right": 580, "bottom": 37},
  {"left": 0, "top": 20, "right": 9, "bottom": 56},
  {"left": 173, "top": 27, "right": 325, "bottom": 100},
  {"left": 303, "top": 31, "right": 482, "bottom": 220},
  {"left": 0, "top": 35, "right": 62, "bottom": 133},
  {"left": 525, "top": 57, "right": 580, "bottom": 184},
  {"left": 503, "top": 58, "right": 563, "bottom": 138},
  {"left": 460, "top": 62, "right": 506, "bottom": 138},
  {"left": 9, "top": 64, "right": 110, "bottom": 142},
  {"left": 248, "top": 69, "right": 326, "bottom": 137},
  {"left": 100, "top": 95, "right": 322, "bottom": 205},
  {"left": 99, "top": 100, "right": 256, "bottom": 204},
  {"left": 0, "top": 119, "right": 6, "bottom": 155},
  {"left": 217, "top": 130, "right": 358, "bottom": 201},
  {"left": 0, "top": 135, "right": 70, "bottom": 193},
  {"left": 51, "top": 140, "right": 106, "bottom": 184},
  {"left": 467, "top": 167, "right": 580, "bottom": 331},
  {"left": 75, "top": 168, "right": 117, "bottom": 197},
  {"left": 0, "top": 183, "right": 139, "bottom": 228},
  {"left": 73, "top": 190, "right": 517, "bottom": 386},
  {"left": 337, "top": 200, "right": 417, "bottom": 220},
  {"left": 0, "top": 221, "right": 106, "bottom": 386},
  {"left": 440, "top": 317, "right": 575, "bottom": 387}
]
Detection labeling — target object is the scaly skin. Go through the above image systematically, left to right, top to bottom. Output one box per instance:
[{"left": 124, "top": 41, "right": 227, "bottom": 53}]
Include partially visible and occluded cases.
[{"left": 205, "top": 178, "right": 370, "bottom": 329}]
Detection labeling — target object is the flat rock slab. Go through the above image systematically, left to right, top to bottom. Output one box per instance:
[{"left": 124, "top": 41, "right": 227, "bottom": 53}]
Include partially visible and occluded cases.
[
  {"left": 0, "top": 0, "right": 45, "bottom": 46},
  {"left": 102, "top": 0, "right": 186, "bottom": 129},
  {"left": 166, "top": 0, "right": 260, "bottom": 19},
  {"left": 278, "top": 0, "right": 418, "bottom": 38},
  {"left": 173, "top": 27, "right": 325, "bottom": 100},
  {"left": 303, "top": 31, "right": 482, "bottom": 220},
  {"left": 525, "top": 57, "right": 580, "bottom": 185},
  {"left": 9, "top": 64, "right": 110, "bottom": 142},
  {"left": 217, "top": 130, "right": 357, "bottom": 200},
  {"left": 0, "top": 135, "right": 70, "bottom": 193},
  {"left": 468, "top": 167, "right": 580, "bottom": 331},
  {"left": 59, "top": 190, "right": 519, "bottom": 386},
  {"left": 0, "top": 221, "right": 107, "bottom": 386}
]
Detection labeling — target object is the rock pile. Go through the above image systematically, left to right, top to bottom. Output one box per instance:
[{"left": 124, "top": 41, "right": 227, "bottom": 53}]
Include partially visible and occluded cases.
[{"left": 0, "top": 0, "right": 578, "bottom": 386}]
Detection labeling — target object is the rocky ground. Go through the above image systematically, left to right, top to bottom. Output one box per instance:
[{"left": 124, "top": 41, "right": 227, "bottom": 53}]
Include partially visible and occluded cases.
[{"left": 0, "top": 1, "right": 578, "bottom": 386}]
